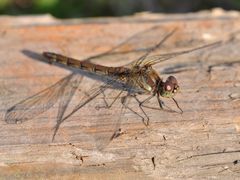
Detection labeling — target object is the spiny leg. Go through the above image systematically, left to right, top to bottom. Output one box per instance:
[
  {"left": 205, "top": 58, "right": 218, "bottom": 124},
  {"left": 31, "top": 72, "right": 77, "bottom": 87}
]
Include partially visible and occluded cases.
[
  {"left": 95, "top": 89, "right": 123, "bottom": 110},
  {"left": 134, "top": 94, "right": 163, "bottom": 112},
  {"left": 135, "top": 94, "right": 181, "bottom": 114},
  {"left": 137, "top": 94, "right": 165, "bottom": 111},
  {"left": 121, "top": 95, "right": 149, "bottom": 126},
  {"left": 132, "top": 95, "right": 153, "bottom": 126},
  {"left": 157, "top": 95, "right": 183, "bottom": 113},
  {"left": 157, "top": 95, "right": 175, "bottom": 112},
  {"left": 157, "top": 95, "right": 163, "bottom": 109},
  {"left": 157, "top": 96, "right": 183, "bottom": 114},
  {"left": 172, "top": 97, "right": 183, "bottom": 114}
]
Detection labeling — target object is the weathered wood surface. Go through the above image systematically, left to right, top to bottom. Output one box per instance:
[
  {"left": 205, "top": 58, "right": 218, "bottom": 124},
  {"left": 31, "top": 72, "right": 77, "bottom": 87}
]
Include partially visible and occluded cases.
[{"left": 0, "top": 9, "right": 240, "bottom": 179}]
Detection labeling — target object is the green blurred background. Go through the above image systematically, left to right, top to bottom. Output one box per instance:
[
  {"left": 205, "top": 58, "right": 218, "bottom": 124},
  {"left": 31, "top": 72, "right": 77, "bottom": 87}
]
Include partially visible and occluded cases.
[{"left": 0, "top": 0, "right": 240, "bottom": 18}]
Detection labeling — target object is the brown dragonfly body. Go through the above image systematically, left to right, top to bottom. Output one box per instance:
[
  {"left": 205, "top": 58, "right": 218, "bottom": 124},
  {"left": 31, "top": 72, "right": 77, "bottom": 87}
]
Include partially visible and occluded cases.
[
  {"left": 5, "top": 27, "right": 220, "bottom": 143},
  {"left": 43, "top": 52, "right": 178, "bottom": 98}
]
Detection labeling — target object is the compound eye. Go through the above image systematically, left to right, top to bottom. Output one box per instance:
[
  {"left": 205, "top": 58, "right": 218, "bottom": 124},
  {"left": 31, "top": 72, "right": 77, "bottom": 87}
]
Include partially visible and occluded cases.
[
  {"left": 166, "top": 76, "right": 178, "bottom": 84},
  {"left": 164, "top": 82, "right": 173, "bottom": 92},
  {"left": 166, "top": 84, "right": 172, "bottom": 91}
]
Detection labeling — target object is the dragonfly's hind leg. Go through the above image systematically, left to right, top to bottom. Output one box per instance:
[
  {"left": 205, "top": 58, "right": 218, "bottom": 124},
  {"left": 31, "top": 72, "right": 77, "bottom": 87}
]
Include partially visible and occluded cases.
[
  {"left": 95, "top": 89, "right": 123, "bottom": 110},
  {"left": 121, "top": 95, "right": 149, "bottom": 126},
  {"left": 132, "top": 95, "right": 155, "bottom": 126}
]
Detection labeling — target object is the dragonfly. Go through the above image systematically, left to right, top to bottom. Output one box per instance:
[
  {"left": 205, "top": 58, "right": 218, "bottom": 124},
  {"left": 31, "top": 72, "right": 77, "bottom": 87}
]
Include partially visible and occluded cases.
[{"left": 4, "top": 26, "right": 221, "bottom": 146}]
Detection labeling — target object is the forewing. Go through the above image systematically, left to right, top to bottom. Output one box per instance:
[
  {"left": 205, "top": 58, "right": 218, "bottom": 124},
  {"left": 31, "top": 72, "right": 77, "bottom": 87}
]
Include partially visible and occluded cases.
[
  {"left": 84, "top": 25, "right": 174, "bottom": 66},
  {"left": 129, "top": 28, "right": 177, "bottom": 67},
  {"left": 140, "top": 41, "right": 222, "bottom": 67}
]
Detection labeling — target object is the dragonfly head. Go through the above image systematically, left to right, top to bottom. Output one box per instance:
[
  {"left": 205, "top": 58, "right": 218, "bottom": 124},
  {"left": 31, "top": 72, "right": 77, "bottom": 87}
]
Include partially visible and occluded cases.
[{"left": 158, "top": 76, "right": 179, "bottom": 98}]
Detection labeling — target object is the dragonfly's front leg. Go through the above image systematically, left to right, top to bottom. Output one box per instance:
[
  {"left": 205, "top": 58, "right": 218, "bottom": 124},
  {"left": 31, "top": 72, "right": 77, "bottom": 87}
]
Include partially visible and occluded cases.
[
  {"left": 135, "top": 94, "right": 182, "bottom": 116},
  {"left": 157, "top": 95, "right": 164, "bottom": 109},
  {"left": 158, "top": 95, "right": 183, "bottom": 114},
  {"left": 172, "top": 98, "right": 183, "bottom": 114}
]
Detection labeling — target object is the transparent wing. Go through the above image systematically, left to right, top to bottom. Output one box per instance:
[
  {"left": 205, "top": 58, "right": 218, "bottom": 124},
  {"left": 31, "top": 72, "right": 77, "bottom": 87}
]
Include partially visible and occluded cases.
[
  {"left": 6, "top": 25, "right": 195, "bottom": 146},
  {"left": 82, "top": 25, "right": 175, "bottom": 65},
  {"left": 125, "top": 27, "right": 222, "bottom": 68},
  {"left": 129, "top": 28, "right": 177, "bottom": 67},
  {"left": 140, "top": 41, "right": 222, "bottom": 67},
  {"left": 5, "top": 73, "right": 82, "bottom": 124},
  {"left": 51, "top": 74, "right": 83, "bottom": 141},
  {"left": 48, "top": 75, "right": 139, "bottom": 149},
  {"left": 92, "top": 76, "right": 145, "bottom": 149},
  {"left": 50, "top": 79, "right": 132, "bottom": 148},
  {"left": 94, "top": 88, "right": 127, "bottom": 150}
]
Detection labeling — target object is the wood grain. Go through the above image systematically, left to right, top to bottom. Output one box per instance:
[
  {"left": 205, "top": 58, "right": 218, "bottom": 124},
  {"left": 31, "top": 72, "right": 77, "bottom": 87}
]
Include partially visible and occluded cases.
[{"left": 0, "top": 10, "right": 240, "bottom": 179}]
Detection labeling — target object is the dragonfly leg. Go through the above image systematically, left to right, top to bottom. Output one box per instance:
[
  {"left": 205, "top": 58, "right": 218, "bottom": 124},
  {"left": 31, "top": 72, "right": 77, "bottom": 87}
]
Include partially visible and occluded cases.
[
  {"left": 95, "top": 90, "right": 123, "bottom": 110},
  {"left": 134, "top": 94, "right": 161, "bottom": 111},
  {"left": 135, "top": 94, "right": 181, "bottom": 114},
  {"left": 139, "top": 94, "right": 155, "bottom": 106},
  {"left": 121, "top": 95, "right": 148, "bottom": 126},
  {"left": 132, "top": 95, "right": 153, "bottom": 126},
  {"left": 157, "top": 95, "right": 183, "bottom": 114},
  {"left": 157, "top": 95, "right": 164, "bottom": 109},
  {"left": 157, "top": 96, "right": 183, "bottom": 113},
  {"left": 157, "top": 96, "right": 183, "bottom": 114},
  {"left": 172, "top": 98, "right": 183, "bottom": 114}
]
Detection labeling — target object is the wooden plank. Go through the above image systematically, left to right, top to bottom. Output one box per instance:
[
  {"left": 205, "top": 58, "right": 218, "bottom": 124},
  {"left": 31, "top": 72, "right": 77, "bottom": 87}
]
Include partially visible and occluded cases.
[{"left": 0, "top": 10, "right": 240, "bottom": 179}]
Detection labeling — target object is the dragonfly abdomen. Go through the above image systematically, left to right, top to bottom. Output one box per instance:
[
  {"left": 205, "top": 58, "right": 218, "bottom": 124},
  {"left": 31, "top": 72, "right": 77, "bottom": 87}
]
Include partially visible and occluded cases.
[{"left": 42, "top": 52, "right": 128, "bottom": 76}]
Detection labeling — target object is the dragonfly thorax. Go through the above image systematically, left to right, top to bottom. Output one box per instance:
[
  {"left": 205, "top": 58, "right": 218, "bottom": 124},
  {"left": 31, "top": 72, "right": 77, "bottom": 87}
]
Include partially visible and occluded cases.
[{"left": 157, "top": 76, "right": 179, "bottom": 98}]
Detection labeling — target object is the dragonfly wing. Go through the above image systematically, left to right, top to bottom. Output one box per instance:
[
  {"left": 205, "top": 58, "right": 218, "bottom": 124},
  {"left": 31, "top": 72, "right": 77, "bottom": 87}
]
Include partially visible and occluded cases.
[
  {"left": 83, "top": 25, "right": 175, "bottom": 66},
  {"left": 128, "top": 28, "right": 177, "bottom": 67},
  {"left": 140, "top": 41, "right": 222, "bottom": 66},
  {"left": 4, "top": 73, "right": 81, "bottom": 124},
  {"left": 51, "top": 74, "right": 83, "bottom": 141},
  {"left": 50, "top": 76, "right": 135, "bottom": 150},
  {"left": 93, "top": 77, "right": 141, "bottom": 150},
  {"left": 51, "top": 82, "right": 105, "bottom": 141},
  {"left": 93, "top": 89, "right": 131, "bottom": 150}
]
